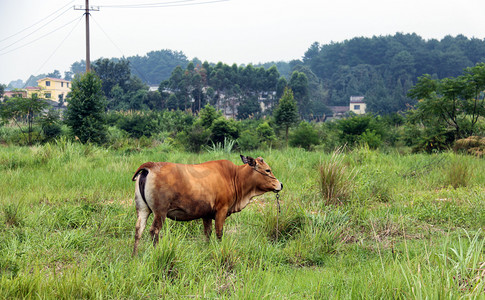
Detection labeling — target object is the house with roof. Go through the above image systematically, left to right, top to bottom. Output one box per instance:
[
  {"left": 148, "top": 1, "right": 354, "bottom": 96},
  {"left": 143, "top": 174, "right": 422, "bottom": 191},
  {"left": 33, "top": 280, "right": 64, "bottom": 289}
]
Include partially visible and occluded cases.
[
  {"left": 37, "top": 77, "right": 71, "bottom": 103},
  {"left": 349, "top": 96, "right": 366, "bottom": 114}
]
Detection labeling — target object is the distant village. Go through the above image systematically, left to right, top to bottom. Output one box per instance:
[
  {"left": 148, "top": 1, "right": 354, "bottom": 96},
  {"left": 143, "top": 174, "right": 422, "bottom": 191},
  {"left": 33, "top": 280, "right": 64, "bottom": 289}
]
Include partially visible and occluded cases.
[{"left": 2, "top": 78, "right": 367, "bottom": 120}]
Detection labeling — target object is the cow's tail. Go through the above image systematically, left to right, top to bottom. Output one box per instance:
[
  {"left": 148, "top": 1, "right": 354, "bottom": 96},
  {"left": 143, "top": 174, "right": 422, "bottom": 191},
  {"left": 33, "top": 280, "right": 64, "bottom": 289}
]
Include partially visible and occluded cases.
[{"left": 132, "top": 162, "right": 156, "bottom": 212}]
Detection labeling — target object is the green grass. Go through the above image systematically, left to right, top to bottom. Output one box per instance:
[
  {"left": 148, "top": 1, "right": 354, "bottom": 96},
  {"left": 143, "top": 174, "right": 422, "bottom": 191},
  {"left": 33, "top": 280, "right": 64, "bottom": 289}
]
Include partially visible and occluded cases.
[{"left": 0, "top": 142, "right": 484, "bottom": 298}]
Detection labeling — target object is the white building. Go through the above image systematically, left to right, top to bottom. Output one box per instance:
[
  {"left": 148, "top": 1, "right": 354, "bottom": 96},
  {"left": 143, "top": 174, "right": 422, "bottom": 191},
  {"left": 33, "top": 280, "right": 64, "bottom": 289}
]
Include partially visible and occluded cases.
[{"left": 349, "top": 96, "right": 366, "bottom": 114}]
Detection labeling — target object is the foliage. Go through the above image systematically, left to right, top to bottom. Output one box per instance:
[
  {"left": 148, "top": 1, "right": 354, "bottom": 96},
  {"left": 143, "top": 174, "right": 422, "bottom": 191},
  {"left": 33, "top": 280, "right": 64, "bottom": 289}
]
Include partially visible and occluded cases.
[
  {"left": 302, "top": 33, "right": 485, "bottom": 111},
  {"left": 128, "top": 49, "right": 189, "bottom": 85},
  {"left": 92, "top": 58, "right": 151, "bottom": 111},
  {"left": 160, "top": 62, "right": 281, "bottom": 115},
  {"left": 408, "top": 64, "right": 485, "bottom": 140},
  {"left": 289, "top": 71, "right": 310, "bottom": 117},
  {"left": 65, "top": 72, "right": 107, "bottom": 145},
  {"left": 273, "top": 87, "right": 299, "bottom": 144},
  {"left": 0, "top": 94, "right": 48, "bottom": 145},
  {"left": 236, "top": 96, "right": 261, "bottom": 120},
  {"left": 198, "top": 104, "right": 222, "bottom": 129},
  {"left": 39, "top": 109, "right": 62, "bottom": 142},
  {"left": 115, "top": 111, "right": 161, "bottom": 139},
  {"left": 336, "top": 113, "right": 384, "bottom": 147},
  {"left": 210, "top": 117, "right": 239, "bottom": 144},
  {"left": 237, "top": 121, "right": 277, "bottom": 151},
  {"left": 289, "top": 121, "right": 320, "bottom": 150},
  {"left": 256, "top": 122, "right": 276, "bottom": 143},
  {"left": 182, "top": 123, "right": 211, "bottom": 152}
]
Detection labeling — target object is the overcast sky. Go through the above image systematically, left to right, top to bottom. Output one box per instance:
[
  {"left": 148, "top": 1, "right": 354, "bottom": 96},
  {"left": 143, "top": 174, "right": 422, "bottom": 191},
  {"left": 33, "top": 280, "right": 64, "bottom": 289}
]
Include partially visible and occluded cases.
[{"left": 1, "top": 0, "right": 485, "bottom": 85}]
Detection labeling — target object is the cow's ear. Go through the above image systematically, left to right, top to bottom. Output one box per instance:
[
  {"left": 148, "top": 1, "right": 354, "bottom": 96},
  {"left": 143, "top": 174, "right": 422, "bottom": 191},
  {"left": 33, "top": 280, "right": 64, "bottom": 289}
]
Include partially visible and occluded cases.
[{"left": 240, "top": 155, "right": 256, "bottom": 167}]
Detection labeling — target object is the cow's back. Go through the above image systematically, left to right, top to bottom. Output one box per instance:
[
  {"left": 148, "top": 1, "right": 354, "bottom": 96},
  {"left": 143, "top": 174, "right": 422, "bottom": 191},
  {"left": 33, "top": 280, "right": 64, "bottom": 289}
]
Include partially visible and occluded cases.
[{"left": 141, "top": 160, "right": 237, "bottom": 221}]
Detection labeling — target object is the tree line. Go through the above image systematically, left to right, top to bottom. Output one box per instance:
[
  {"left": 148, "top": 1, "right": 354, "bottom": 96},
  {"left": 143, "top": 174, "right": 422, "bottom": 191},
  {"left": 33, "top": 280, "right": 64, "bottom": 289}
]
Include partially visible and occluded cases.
[{"left": 301, "top": 33, "right": 485, "bottom": 113}]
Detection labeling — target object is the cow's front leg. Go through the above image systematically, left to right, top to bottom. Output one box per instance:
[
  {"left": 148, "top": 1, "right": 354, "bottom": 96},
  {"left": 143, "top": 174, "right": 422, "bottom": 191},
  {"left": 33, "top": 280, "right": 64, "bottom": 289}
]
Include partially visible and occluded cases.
[
  {"left": 214, "top": 207, "right": 229, "bottom": 239},
  {"left": 203, "top": 218, "right": 212, "bottom": 239}
]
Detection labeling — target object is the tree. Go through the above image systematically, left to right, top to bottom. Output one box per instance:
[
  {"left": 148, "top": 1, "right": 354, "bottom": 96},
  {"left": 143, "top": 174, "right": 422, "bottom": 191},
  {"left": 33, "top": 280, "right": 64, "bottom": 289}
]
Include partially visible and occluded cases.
[
  {"left": 93, "top": 58, "right": 131, "bottom": 97},
  {"left": 408, "top": 64, "right": 485, "bottom": 141},
  {"left": 46, "top": 70, "right": 62, "bottom": 79},
  {"left": 289, "top": 71, "right": 310, "bottom": 118},
  {"left": 65, "top": 72, "right": 107, "bottom": 144},
  {"left": 0, "top": 84, "right": 5, "bottom": 99},
  {"left": 273, "top": 87, "right": 299, "bottom": 145},
  {"left": 0, "top": 94, "right": 48, "bottom": 145},
  {"left": 237, "top": 96, "right": 261, "bottom": 120},
  {"left": 198, "top": 104, "right": 222, "bottom": 129}
]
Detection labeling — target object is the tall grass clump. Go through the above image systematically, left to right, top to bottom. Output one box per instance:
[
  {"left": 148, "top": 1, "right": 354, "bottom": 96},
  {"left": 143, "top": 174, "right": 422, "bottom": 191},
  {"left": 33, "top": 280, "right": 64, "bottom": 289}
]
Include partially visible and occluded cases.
[
  {"left": 206, "top": 137, "right": 236, "bottom": 154},
  {"left": 319, "top": 148, "right": 356, "bottom": 205},
  {"left": 444, "top": 160, "right": 470, "bottom": 188},
  {"left": 258, "top": 200, "right": 306, "bottom": 243},
  {"left": 2, "top": 204, "right": 24, "bottom": 228},
  {"left": 283, "top": 208, "right": 350, "bottom": 266},
  {"left": 446, "top": 229, "right": 485, "bottom": 293}
]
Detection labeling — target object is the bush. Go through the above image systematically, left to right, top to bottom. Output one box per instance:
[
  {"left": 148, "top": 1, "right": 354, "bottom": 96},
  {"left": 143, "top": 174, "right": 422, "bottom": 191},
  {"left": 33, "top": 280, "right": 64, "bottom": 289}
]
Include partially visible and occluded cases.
[
  {"left": 39, "top": 109, "right": 62, "bottom": 142},
  {"left": 116, "top": 111, "right": 161, "bottom": 138},
  {"left": 337, "top": 114, "right": 385, "bottom": 147},
  {"left": 210, "top": 117, "right": 239, "bottom": 144},
  {"left": 289, "top": 121, "right": 320, "bottom": 150},
  {"left": 256, "top": 122, "right": 276, "bottom": 143},
  {"left": 184, "top": 123, "right": 211, "bottom": 152},
  {"left": 360, "top": 129, "right": 382, "bottom": 149},
  {"left": 237, "top": 130, "right": 259, "bottom": 151}
]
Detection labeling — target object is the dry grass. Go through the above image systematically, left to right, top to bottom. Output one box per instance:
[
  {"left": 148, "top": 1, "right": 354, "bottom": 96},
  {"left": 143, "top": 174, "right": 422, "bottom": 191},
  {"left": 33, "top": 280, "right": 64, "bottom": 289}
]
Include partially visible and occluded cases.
[{"left": 454, "top": 136, "right": 485, "bottom": 157}]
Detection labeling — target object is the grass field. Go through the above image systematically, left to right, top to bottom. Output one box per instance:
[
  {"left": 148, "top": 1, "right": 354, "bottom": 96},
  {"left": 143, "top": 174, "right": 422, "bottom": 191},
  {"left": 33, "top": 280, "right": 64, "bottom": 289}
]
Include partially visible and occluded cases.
[{"left": 0, "top": 141, "right": 484, "bottom": 299}]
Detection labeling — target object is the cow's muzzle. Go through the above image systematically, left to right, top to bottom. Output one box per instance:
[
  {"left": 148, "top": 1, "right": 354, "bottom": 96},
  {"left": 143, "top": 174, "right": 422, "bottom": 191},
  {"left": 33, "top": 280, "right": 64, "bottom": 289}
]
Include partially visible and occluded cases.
[{"left": 274, "top": 182, "right": 283, "bottom": 192}]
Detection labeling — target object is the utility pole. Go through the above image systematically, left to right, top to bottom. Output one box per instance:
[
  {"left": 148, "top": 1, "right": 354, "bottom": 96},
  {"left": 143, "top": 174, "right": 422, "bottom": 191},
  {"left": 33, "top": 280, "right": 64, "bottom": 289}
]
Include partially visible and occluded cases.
[{"left": 74, "top": 0, "right": 99, "bottom": 73}]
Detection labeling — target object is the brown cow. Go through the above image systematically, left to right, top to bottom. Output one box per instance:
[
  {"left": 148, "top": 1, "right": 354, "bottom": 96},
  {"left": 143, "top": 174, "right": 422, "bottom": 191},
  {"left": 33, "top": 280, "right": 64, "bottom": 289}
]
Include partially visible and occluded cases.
[{"left": 131, "top": 155, "right": 283, "bottom": 255}]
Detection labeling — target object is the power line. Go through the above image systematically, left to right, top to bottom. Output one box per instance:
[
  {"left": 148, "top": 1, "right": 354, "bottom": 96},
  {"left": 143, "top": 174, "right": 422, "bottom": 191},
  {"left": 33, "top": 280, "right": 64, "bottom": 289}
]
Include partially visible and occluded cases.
[
  {"left": 0, "top": 0, "right": 75, "bottom": 43},
  {"left": 99, "top": 0, "right": 229, "bottom": 9},
  {"left": 0, "top": 6, "right": 74, "bottom": 53},
  {"left": 90, "top": 15, "right": 150, "bottom": 83},
  {"left": 0, "top": 16, "right": 81, "bottom": 56},
  {"left": 34, "top": 16, "right": 84, "bottom": 76}
]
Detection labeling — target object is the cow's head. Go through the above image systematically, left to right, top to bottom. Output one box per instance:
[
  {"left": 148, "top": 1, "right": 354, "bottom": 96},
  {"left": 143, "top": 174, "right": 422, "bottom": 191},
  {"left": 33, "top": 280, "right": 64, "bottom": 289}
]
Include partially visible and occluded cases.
[{"left": 240, "top": 155, "right": 283, "bottom": 192}]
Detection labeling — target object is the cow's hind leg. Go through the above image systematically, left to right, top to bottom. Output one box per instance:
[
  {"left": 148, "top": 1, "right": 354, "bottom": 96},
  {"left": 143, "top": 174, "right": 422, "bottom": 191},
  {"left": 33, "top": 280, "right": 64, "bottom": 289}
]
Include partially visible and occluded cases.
[
  {"left": 133, "top": 207, "right": 150, "bottom": 256},
  {"left": 150, "top": 213, "right": 166, "bottom": 247},
  {"left": 203, "top": 218, "right": 212, "bottom": 240}
]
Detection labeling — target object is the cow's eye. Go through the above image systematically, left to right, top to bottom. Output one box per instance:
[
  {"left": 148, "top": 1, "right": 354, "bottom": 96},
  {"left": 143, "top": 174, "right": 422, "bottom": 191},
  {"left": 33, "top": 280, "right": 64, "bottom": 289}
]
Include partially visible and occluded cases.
[{"left": 265, "top": 169, "right": 271, "bottom": 173}]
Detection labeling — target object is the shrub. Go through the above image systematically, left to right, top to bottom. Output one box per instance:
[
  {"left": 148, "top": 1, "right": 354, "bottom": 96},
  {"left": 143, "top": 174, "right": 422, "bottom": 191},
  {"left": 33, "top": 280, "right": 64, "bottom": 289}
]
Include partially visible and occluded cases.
[
  {"left": 39, "top": 109, "right": 62, "bottom": 142},
  {"left": 116, "top": 111, "right": 161, "bottom": 139},
  {"left": 210, "top": 117, "right": 239, "bottom": 144},
  {"left": 289, "top": 121, "right": 320, "bottom": 150},
  {"left": 256, "top": 122, "right": 276, "bottom": 143},
  {"left": 184, "top": 123, "right": 211, "bottom": 152},
  {"left": 360, "top": 129, "right": 382, "bottom": 149},
  {"left": 237, "top": 130, "right": 259, "bottom": 151}
]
